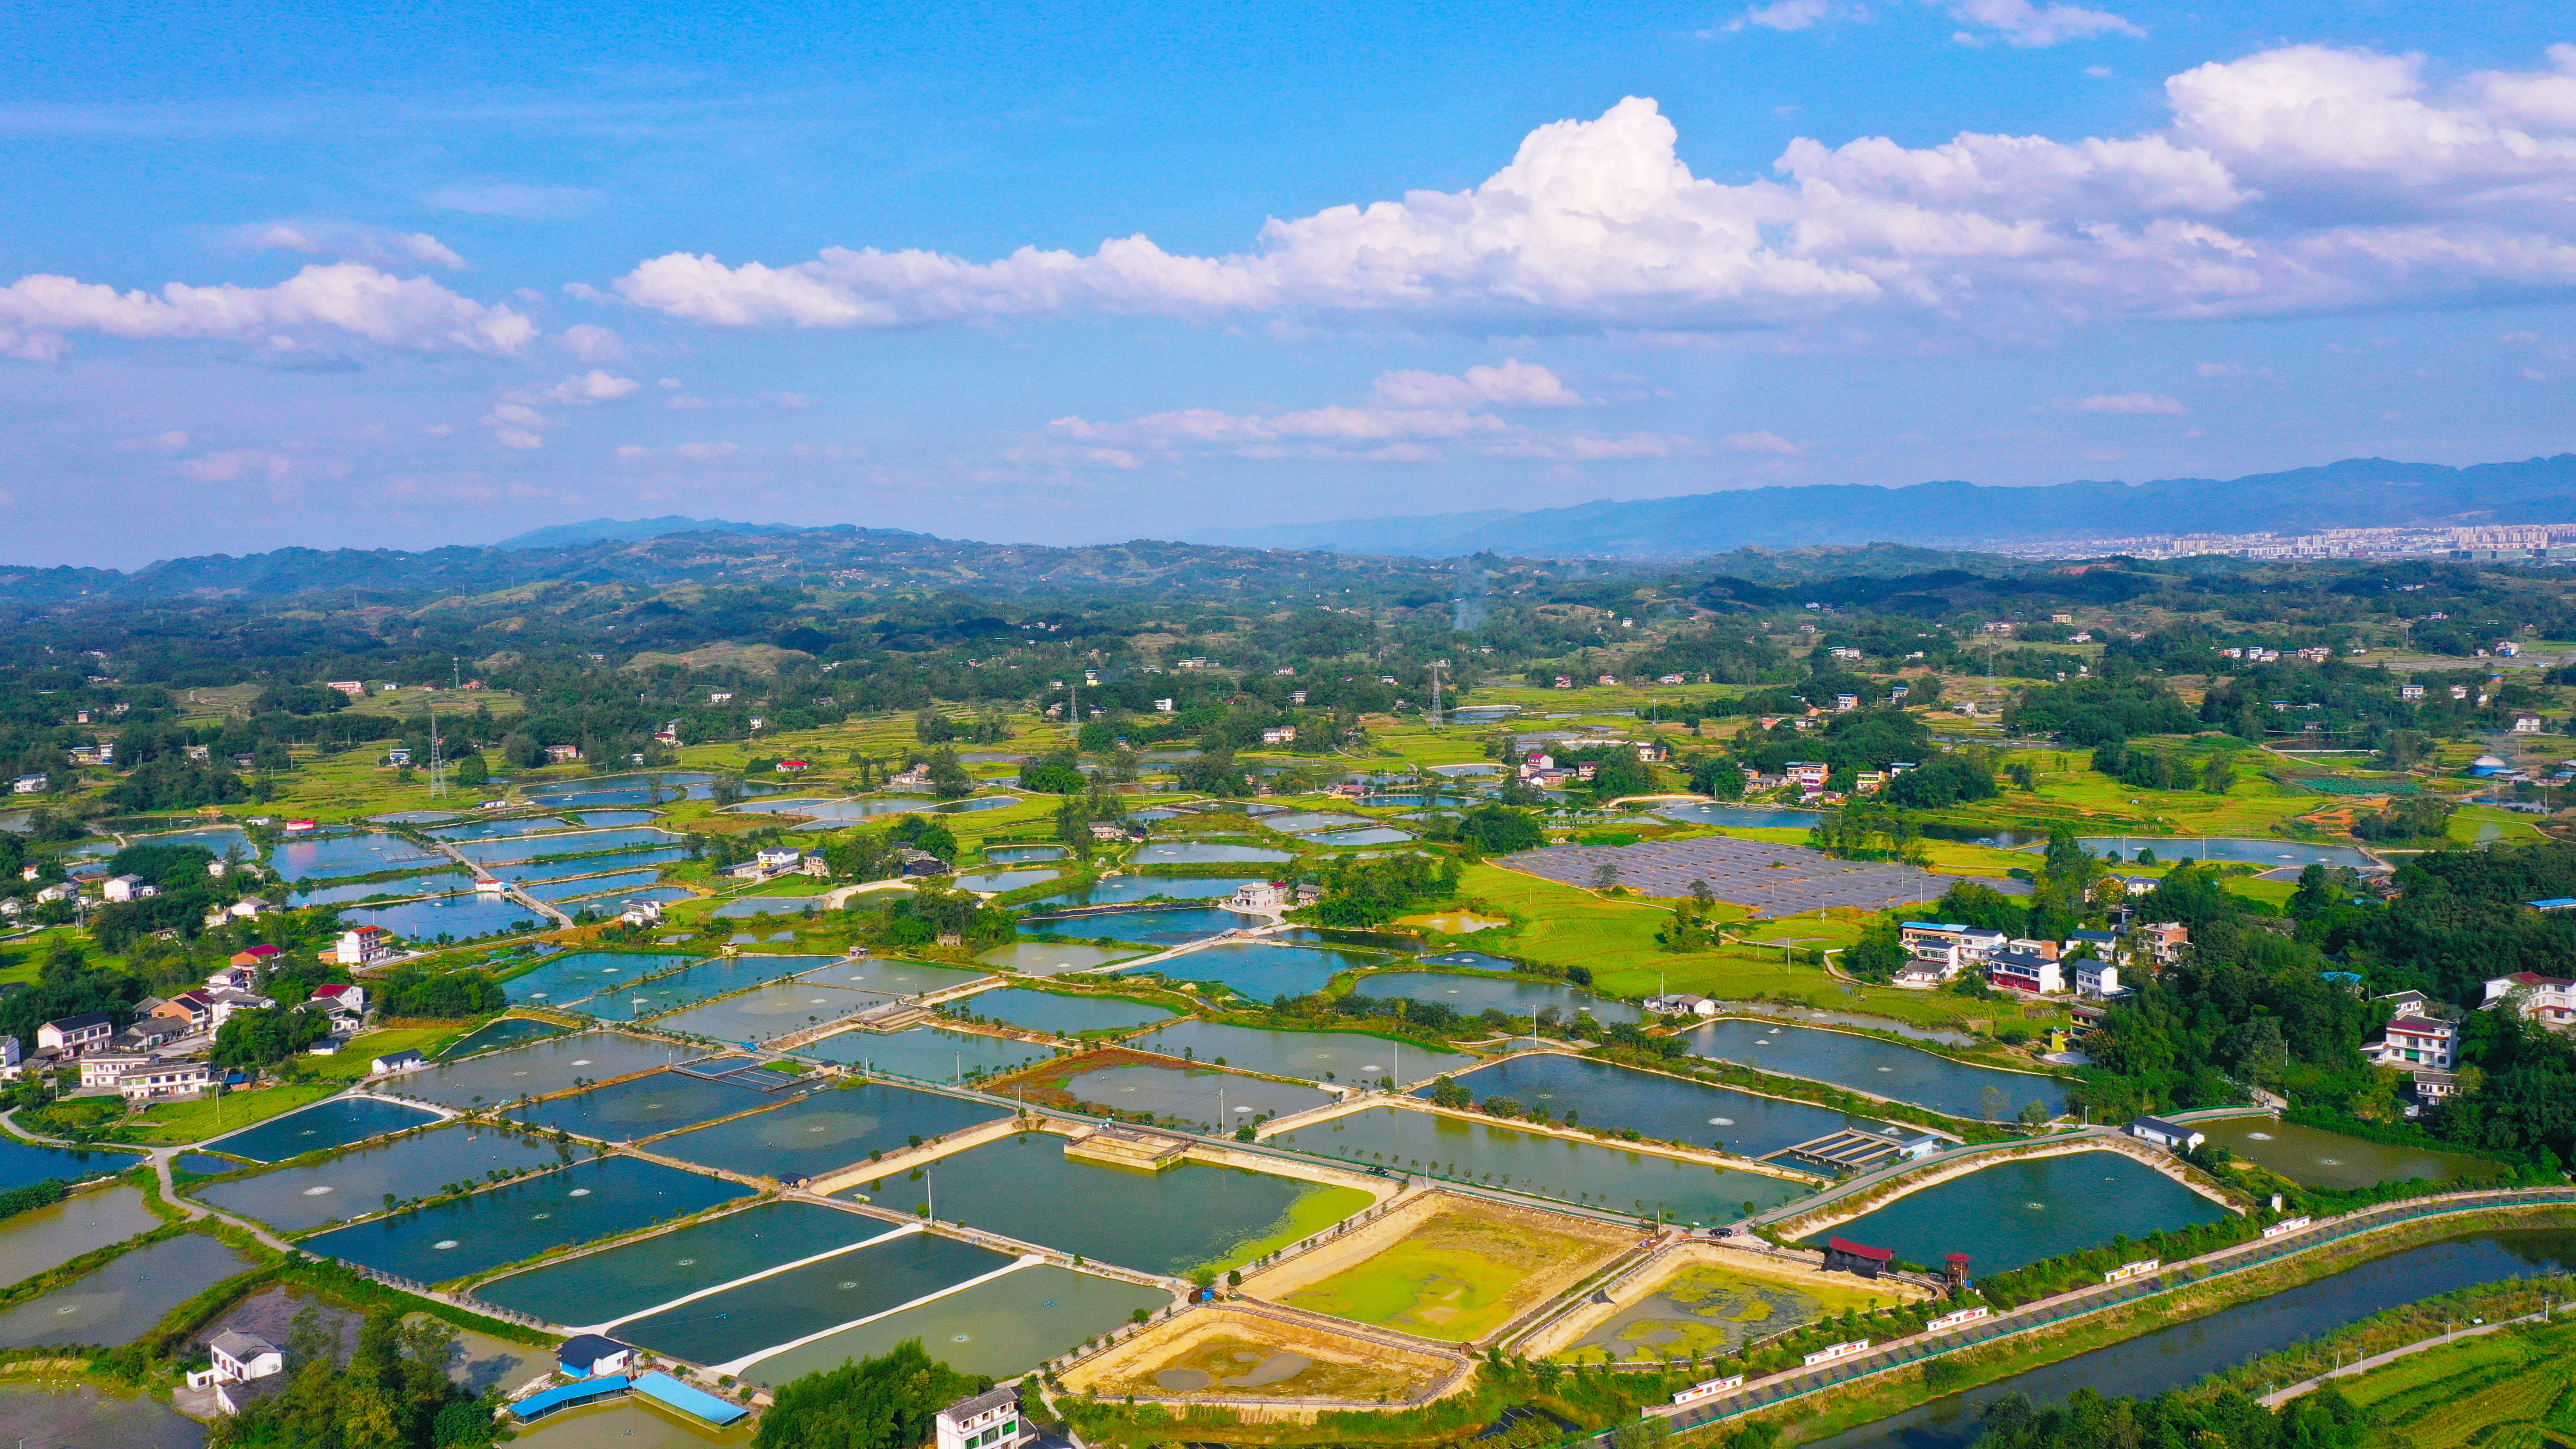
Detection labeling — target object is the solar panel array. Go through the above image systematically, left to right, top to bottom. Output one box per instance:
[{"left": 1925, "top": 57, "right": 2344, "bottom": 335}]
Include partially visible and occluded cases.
[{"left": 1500, "top": 835, "right": 2025, "bottom": 914}]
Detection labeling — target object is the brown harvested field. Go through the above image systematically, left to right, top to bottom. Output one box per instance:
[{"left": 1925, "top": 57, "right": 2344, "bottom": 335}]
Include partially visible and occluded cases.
[
  {"left": 1251, "top": 1191, "right": 1634, "bottom": 1345},
  {"left": 1068, "top": 1307, "right": 1458, "bottom": 1405}
]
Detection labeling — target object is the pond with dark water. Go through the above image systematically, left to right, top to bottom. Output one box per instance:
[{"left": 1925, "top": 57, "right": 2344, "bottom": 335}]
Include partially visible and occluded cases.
[
  {"left": 452, "top": 826, "right": 682, "bottom": 864},
  {"left": 2069, "top": 837, "right": 2380, "bottom": 869},
  {"left": 488, "top": 846, "right": 688, "bottom": 883},
  {"left": 291, "top": 870, "right": 471, "bottom": 906},
  {"left": 1031, "top": 876, "right": 1263, "bottom": 908},
  {"left": 1023, "top": 906, "right": 1248, "bottom": 946},
  {"left": 1149, "top": 941, "right": 1386, "bottom": 999},
  {"left": 502, "top": 951, "right": 702, "bottom": 1007},
  {"left": 573, "top": 954, "right": 838, "bottom": 1022},
  {"left": 803, "top": 958, "right": 990, "bottom": 997},
  {"left": 1359, "top": 970, "right": 1644, "bottom": 1026},
  {"left": 947, "top": 988, "right": 1175, "bottom": 1036},
  {"left": 438, "top": 1019, "right": 566, "bottom": 1059},
  {"left": 1683, "top": 1020, "right": 2069, "bottom": 1121},
  {"left": 1123, "top": 1021, "right": 1465, "bottom": 1085},
  {"left": 392, "top": 1031, "right": 697, "bottom": 1109},
  {"left": 1426, "top": 1054, "right": 1881, "bottom": 1159},
  {"left": 1057, "top": 1063, "right": 1334, "bottom": 1130},
  {"left": 506, "top": 1072, "right": 778, "bottom": 1142},
  {"left": 655, "top": 1082, "right": 1009, "bottom": 1179},
  {"left": 203, "top": 1095, "right": 442, "bottom": 1162},
  {"left": 1274, "top": 1105, "right": 1802, "bottom": 1223},
  {"left": 2195, "top": 1116, "right": 2510, "bottom": 1191},
  {"left": 198, "top": 1121, "right": 568, "bottom": 1231},
  {"left": 0, "top": 1137, "right": 136, "bottom": 1193},
  {"left": 1801, "top": 1149, "right": 2232, "bottom": 1276},
  {"left": 299, "top": 1156, "right": 753, "bottom": 1282},
  {"left": 476, "top": 1199, "right": 896, "bottom": 1328},
  {"left": 1807, "top": 1227, "right": 2576, "bottom": 1449},
  {"left": 616, "top": 1230, "right": 1011, "bottom": 1369},
  {"left": 0, "top": 1383, "right": 205, "bottom": 1449}
]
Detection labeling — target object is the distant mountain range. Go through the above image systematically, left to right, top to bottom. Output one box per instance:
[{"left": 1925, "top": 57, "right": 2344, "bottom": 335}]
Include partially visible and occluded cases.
[
  {"left": 1183, "top": 455, "right": 2576, "bottom": 558},
  {"left": 487, "top": 515, "right": 813, "bottom": 550}
]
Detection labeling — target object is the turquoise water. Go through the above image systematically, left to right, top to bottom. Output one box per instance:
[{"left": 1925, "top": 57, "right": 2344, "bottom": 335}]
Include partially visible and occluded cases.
[
  {"left": 527, "top": 772, "right": 727, "bottom": 808},
  {"left": 1655, "top": 803, "right": 1824, "bottom": 829},
  {"left": 429, "top": 816, "right": 572, "bottom": 841},
  {"left": 131, "top": 824, "right": 257, "bottom": 859},
  {"left": 1306, "top": 828, "right": 1415, "bottom": 847},
  {"left": 272, "top": 830, "right": 445, "bottom": 880},
  {"left": 1134, "top": 841, "right": 1293, "bottom": 865},
  {"left": 985, "top": 845, "right": 1068, "bottom": 863},
  {"left": 490, "top": 847, "right": 688, "bottom": 883},
  {"left": 954, "top": 868, "right": 1060, "bottom": 894},
  {"left": 521, "top": 869, "right": 668, "bottom": 903},
  {"left": 292, "top": 870, "right": 469, "bottom": 905},
  {"left": 1030, "top": 876, "right": 1260, "bottom": 907},
  {"left": 565, "top": 886, "right": 695, "bottom": 911},
  {"left": 342, "top": 893, "right": 539, "bottom": 943},
  {"left": 1023, "top": 906, "right": 1246, "bottom": 945},
  {"left": 1150, "top": 941, "right": 1382, "bottom": 999},
  {"left": 973, "top": 942, "right": 1142, "bottom": 976},
  {"left": 503, "top": 951, "right": 702, "bottom": 1006},
  {"left": 573, "top": 954, "right": 837, "bottom": 1021},
  {"left": 804, "top": 958, "right": 989, "bottom": 997},
  {"left": 1360, "top": 970, "right": 1645, "bottom": 1025},
  {"left": 645, "top": 982, "right": 880, "bottom": 1041},
  {"left": 948, "top": 988, "right": 1174, "bottom": 1035},
  {"left": 438, "top": 1019, "right": 565, "bottom": 1059},
  {"left": 1683, "top": 1019, "right": 2069, "bottom": 1121},
  {"left": 1124, "top": 1020, "right": 1465, "bottom": 1085},
  {"left": 798, "top": 1026, "right": 1053, "bottom": 1081},
  {"left": 393, "top": 1031, "right": 696, "bottom": 1109},
  {"left": 1421, "top": 1055, "right": 1878, "bottom": 1158},
  {"left": 1059, "top": 1063, "right": 1332, "bottom": 1130},
  {"left": 507, "top": 1072, "right": 776, "bottom": 1141},
  {"left": 654, "top": 1082, "right": 1010, "bottom": 1180},
  {"left": 203, "top": 1096, "right": 442, "bottom": 1163},
  {"left": 1270, "top": 1104, "right": 1803, "bottom": 1223},
  {"left": 198, "top": 1121, "right": 568, "bottom": 1232},
  {"left": 840, "top": 1134, "right": 1361, "bottom": 1275},
  {"left": 0, "top": 1137, "right": 136, "bottom": 1193},
  {"left": 1800, "top": 1150, "right": 2232, "bottom": 1275},
  {"left": 301, "top": 1156, "right": 754, "bottom": 1282},
  {"left": 475, "top": 1199, "right": 896, "bottom": 1328},
  {"left": 616, "top": 1230, "right": 1011, "bottom": 1368},
  {"left": 0, "top": 1232, "right": 261, "bottom": 1349},
  {"left": 744, "top": 1263, "right": 1165, "bottom": 1384}
]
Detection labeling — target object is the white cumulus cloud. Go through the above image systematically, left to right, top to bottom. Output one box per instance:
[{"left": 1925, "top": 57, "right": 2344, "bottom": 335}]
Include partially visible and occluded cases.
[
  {"left": 238, "top": 222, "right": 468, "bottom": 271},
  {"left": 0, "top": 263, "right": 532, "bottom": 362},
  {"left": 1369, "top": 359, "right": 1584, "bottom": 408},
  {"left": 2054, "top": 392, "right": 2184, "bottom": 413}
]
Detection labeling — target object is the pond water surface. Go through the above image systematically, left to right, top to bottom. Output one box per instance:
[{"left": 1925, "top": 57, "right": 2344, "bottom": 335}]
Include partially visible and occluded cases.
[
  {"left": 1656, "top": 803, "right": 1826, "bottom": 829},
  {"left": 428, "top": 816, "right": 572, "bottom": 841},
  {"left": 452, "top": 827, "right": 682, "bottom": 863},
  {"left": 1306, "top": 827, "right": 1417, "bottom": 847},
  {"left": 272, "top": 830, "right": 445, "bottom": 880},
  {"left": 2071, "top": 837, "right": 2380, "bottom": 869},
  {"left": 1134, "top": 841, "right": 1294, "bottom": 865},
  {"left": 984, "top": 845, "right": 1068, "bottom": 863},
  {"left": 489, "top": 847, "right": 688, "bottom": 883},
  {"left": 954, "top": 868, "right": 1060, "bottom": 894},
  {"left": 521, "top": 869, "right": 668, "bottom": 903},
  {"left": 292, "top": 871, "right": 472, "bottom": 906},
  {"left": 1031, "top": 876, "right": 1261, "bottom": 907},
  {"left": 341, "top": 893, "right": 539, "bottom": 943},
  {"left": 1023, "top": 906, "right": 1247, "bottom": 946},
  {"left": 1148, "top": 941, "right": 1385, "bottom": 999},
  {"left": 974, "top": 942, "right": 1142, "bottom": 975},
  {"left": 503, "top": 951, "right": 702, "bottom": 1006},
  {"left": 574, "top": 955, "right": 837, "bottom": 1022},
  {"left": 804, "top": 958, "right": 989, "bottom": 997},
  {"left": 1360, "top": 970, "right": 1644, "bottom": 1026},
  {"left": 645, "top": 981, "right": 878, "bottom": 1041},
  {"left": 950, "top": 988, "right": 1174, "bottom": 1035},
  {"left": 437, "top": 1018, "right": 566, "bottom": 1059},
  {"left": 1684, "top": 1020, "right": 2069, "bottom": 1121},
  {"left": 1123, "top": 1021, "right": 1465, "bottom": 1085},
  {"left": 797, "top": 1026, "right": 1054, "bottom": 1081},
  {"left": 394, "top": 1031, "right": 696, "bottom": 1109},
  {"left": 1426, "top": 1054, "right": 1882, "bottom": 1159},
  {"left": 1057, "top": 1063, "right": 1334, "bottom": 1130},
  {"left": 506, "top": 1072, "right": 777, "bottom": 1142},
  {"left": 654, "top": 1082, "right": 1009, "bottom": 1179},
  {"left": 204, "top": 1096, "right": 442, "bottom": 1162},
  {"left": 1270, "top": 1105, "right": 1802, "bottom": 1223},
  {"left": 2195, "top": 1116, "right": 2510, "bottom": 1191},
  {"left": 198, "top": 1122, "right": 568, "bottom": 1231},
  {"left": 0, "top": 1137, "right": 136, "bottom": 1193},
  {"left": 1800, "top": 1149, "right": 2232, "bottom": 1276},
  {"left": 300, "top": 1156, "right": 753, "bottom": 1282},
  {"left": 0, "top": 1184, "right": 161, "bottom": 1288},
  {"left": 476, "top": 1200, "right": 896, "bottom": 1328},
  {"left": 616, "top": 1230, "right": 1012, "bottom": 1369},
  {"left": 0, "top": 1232, "right": 260, "bottom": 1348},
  {"left": 744, "top": 1262, "right": 1166, "bottom": 1384},
  {"left": 0, "top": 1384, "right": 204, "bottom": 1449}
]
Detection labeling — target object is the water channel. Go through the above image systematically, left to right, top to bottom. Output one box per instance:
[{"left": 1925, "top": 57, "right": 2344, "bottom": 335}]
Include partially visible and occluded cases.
[
  {"left": 1683, "top": 1020, "right": 2069, "bottom": 1121},
  {"left": 1810, "top": 1226, "right": 2576, "bottom": 1448}
]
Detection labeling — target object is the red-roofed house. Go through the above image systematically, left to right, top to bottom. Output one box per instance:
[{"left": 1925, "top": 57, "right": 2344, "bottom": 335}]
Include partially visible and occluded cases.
[
  {"left": 228, "top": 946, "right": 280, "bottom": 969},
  {"left": 2485, "top": 972, "right": 2576, "bottom": 1028},
  {"left": 308, "top": 982, "right": 366, "bottom": 1014},
  {"left": 2368, "top": 1016, "right": 2457, "bottom": 1070},
  {"left": 1823, "top": 1236, "right": 1896, "bottom": 1280}
]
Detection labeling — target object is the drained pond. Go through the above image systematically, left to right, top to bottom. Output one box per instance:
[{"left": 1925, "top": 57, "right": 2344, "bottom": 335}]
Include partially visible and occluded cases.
[{"left": 1684, "top": 1019, "right": 2069, "bottom": 1121}]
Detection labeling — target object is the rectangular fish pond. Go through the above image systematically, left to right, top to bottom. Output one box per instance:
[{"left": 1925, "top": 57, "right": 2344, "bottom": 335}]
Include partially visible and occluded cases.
[
  {"left": 526, "top": 771, "right": 733, "bottom": 808},
  {"left": 427, "top": 816, "right": 573, "bottom": 841},
  {"left": 450, "top": 827, "right": 681, "bottom": 863},
  {"left": 1304, "top": 827, "right": 1416, "bottom": 847},
  {"left": 271, "top": 830, "right": 447, "bottom": 881},
  {"left": 1132, "top": 841, "right": 1294, "bottom": 865},
  {"left": 983, "top": 845, "right": 1068, "bottom": 864},
  {"left": 488, "top": 846, "right": 688, "bottom": 884},
  {"left": 953, "top": 868, "right": 1061, "bottom": 894},
  {"left": 520, "top": 869, "right": 670, "bottom": 904},
  {"left": 290, "top": 870, "right": 470, "bottom": 906},
  {"left": 1030, "top": 876, "right": 1264, "bottom": 907},
  {"left": 341, "top": 892, "right": 542, "bottom": 944},
  {"left": 1022, "top": 906, "right": 1250, "bottom": 947},
  {"left": 1145, "top": 941, "right": 1387, "bottom": 1000},
  {"left": 972, "top": 942, "right": 1143, "bottom": 976},
  {"left": 502, "top": 951, "right": 703, "bottom": 1007},
  {"left": 573, "top": 955, "right": 839, "bottom": 1022},
  {"left": 801, "top": 958, "right": 990, "bottom": 997},
  {"left": 1359, "top": 968, "right": 1644, "bottom": 1026},
  {"left": 644, "top": 981, "right": 883, "bottom": 1043},
  {"left": 943, "top": 988, "right": 1175, "bottom": 1036},
  {"left": 438, "top": 1019, "right": 565, "bottom": 1060},
  {"left": 1682, "top": 1019, "right": 2069, "bottom": 1121},
  {"left": 1123, "top": 1020, "right": 1466, "bottom": 1086},
  {"left": 797, "top": 1026, "right": 1055, "bottom": 1082},
  {"left": 390, "top": 1031, "right": 698, "bottom": 1110},
  {"left": 1418, "top": 1054, "right": 1885, "bottom": 1160},
  {"left": 1048, "top": 1063, "right": 1333, "bottom": 1132},
  {"left": 507, "top": 1072, "right": 780, "bottom": 1142},
  {"left": 654, "top": 1082, "right": 1010, "bottom": 1181},
  {"left": 201, "top": 1095, "right": 444, "bottom": 1163},
  {"left": 1269, "top": 1105, "right": 1804, "bottom": 1224},
  {"left": 2194, "top": 1115, "right": 2510, "bottom": 1191},
  {"left": 196, "top": 1120, "right": 571, "bottom": 1232},
  {"left": 841, "top": 1133, "right": 1372, "bottom": 1278},
  {"left": 0, "top": 1136, "right": 138, "bottom": 1194},
  {"left": 1798, "top": 1149, "right": 2233, "bottom": 1276},
  {"left": 300, "top": 1155, "right": 753, "bottom": 1282},
  {"left": 0, "top": 1184, "right": 162, "bottom": 1289},
  {"left": 475, "top": 1199, "right": 900, "bottom": 1329},
  {"left": 612, "top": 1230, "right": 1015, "bottom": 1370},
  {"left": 0, "top": 1232, "right": 263, "bottom": 1350},
  {"left": 743, "top": 1262, "right": 1167, "bottom": 1384}
]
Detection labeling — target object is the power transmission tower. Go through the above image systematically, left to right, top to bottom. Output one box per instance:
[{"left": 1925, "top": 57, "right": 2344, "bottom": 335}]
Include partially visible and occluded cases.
[
  {"left": 1430, "top": 660, "right": 1447, "bottom": 729},
  {"left": 427, "top": 708, "right": 447, "bottom": 799}
]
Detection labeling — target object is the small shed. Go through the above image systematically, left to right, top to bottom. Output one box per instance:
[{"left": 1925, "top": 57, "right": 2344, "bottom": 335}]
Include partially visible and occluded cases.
[
  {"left": 2128, "top": 1115, "right": 2206, "bottom": 1152},
  {"left": 1822, "top": 1236, "right": 1896, "bottom": 1280},
  {"left": 557, "top": 1334, "right": 634, "bottom": 1378},
  {"left": 633, "top": 1371, "right": 746, "bottom": 1426}
]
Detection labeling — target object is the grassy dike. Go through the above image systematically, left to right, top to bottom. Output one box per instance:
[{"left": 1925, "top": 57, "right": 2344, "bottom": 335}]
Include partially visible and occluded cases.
[{"left": 1686, "top": 1202, "right": 2576, "bottom": 1446}]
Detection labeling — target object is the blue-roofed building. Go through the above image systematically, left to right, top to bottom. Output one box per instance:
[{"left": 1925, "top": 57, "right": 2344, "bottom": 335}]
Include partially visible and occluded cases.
[
  {"left": 2529, "top": 898, "right": 2576, "bottom": 912},
  {"left": 557, "top": 1334, "right": 633, "bottom": 1378},
  {"left": 634, "top": 1371, "right": 748, "bottom": 1426},
  {"left": 508, "top": 1375, "right": 628, "bottom": 1421}
]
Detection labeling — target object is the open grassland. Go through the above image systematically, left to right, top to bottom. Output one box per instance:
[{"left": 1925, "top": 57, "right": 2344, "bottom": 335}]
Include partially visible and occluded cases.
[
  {"left": 121, "top": 1079, "right": 344, "bottom": 1144},
  {"left": 1271, "top": 1194, "right": 1630, "bottom": 1344}
]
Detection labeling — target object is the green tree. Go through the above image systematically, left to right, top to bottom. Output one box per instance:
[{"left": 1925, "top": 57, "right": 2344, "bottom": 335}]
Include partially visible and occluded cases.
[{"left": 754, "top": 1339, "right": 982, "bottom": 1449}]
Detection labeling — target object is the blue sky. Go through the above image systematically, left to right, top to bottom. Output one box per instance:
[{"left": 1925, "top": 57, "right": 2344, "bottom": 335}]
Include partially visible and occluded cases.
[{"left": 3, "top": 0, "right": 2573, "bottom": 565}]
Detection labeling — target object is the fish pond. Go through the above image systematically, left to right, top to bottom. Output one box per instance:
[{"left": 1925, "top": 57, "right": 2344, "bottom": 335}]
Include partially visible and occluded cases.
[
  {"left": 526, "top": 771, "right": 742, "bottom": 808},
  {"left": 1655, "top": 803, "right": 1825, "bottom": 829},
  {"left": 1260, "top": 812, "right": 1369, "bottom": 834},
  {"left": 428, "top": 816, "right": 572, "bottom": 841},
  {"left": 131, "top": 824, "right": 257, "bottom": 859},
  {"left": 453, "top": 827, "right": 682, "bottom": 864},
  {"left": 1305, "top": 827, "right": 1415, "bottom": 847},
  {"left": 272, "top": 830, "right": 446, "bottom": 881},
  {"left": 2073, "top": 836, "right": 2380, "bottom": 869},
  {"left": 1133, "top": 841, "right": 1294, "bottom": 865},
  {"left": 984, "top": 845, "right": 1068, "bottom": 864},
  {"left": 489, "top": 847, "right": 689, "bottom": 884},
  {"left": 954, "top": 868, "right": 1061, "bottom": 894},
  {"left": 521, "top": 869, "right": 669, "bottom": 903},
  {"left": 291, "top": 870, "right": 470, "bottom": 906},
  {"left": 1031, "top": 876, "right": 1262, "bottom": 908},
  {"left": 342, "top": 893, "right": 540, "bottom": 943},
  {"left": 709, "top": 896, "right": 825, "bottom": 919},
  {"left": 1025, "top": 906, "right": 1248, "bottom": 946},
  {"left": 1149, "top": 941, "right": 1385, "bottom": 999},
  {"left": 974, "top": 942, "right": 1141, "bottom": 976},
  {"left": 503, "top": 951, "right": 702, "bottom": 1007},
  {"left": 574, "top": 955, "right": 837, "bottom": 1022},
  {"left": 803, "top": 958, "right": 990, "bottom": 997},
  {"left": 1360, "top": 970, "right": 1644, "bottom": 1026},
  {"left": 645, "top": 981, "right": 880, "bottom": 1042},
  {"left": 947, "top": 988, "right": 1175, "bottom": 1036},
  {"left": 437, "top": 1018, "right": 566, "bottom": 1059},
  {"left": 1684, "top": 1019, "right": 2068, "bottom": 1121},
  {"left": 1123, "top": 1020, "right": 1465, "bottom": 1085},
  {"left": 798, "top": 1026, "right": 1054, "bottom": 1082},
  {"left": 393, "top": 1031, "right": 697, "bottom": 1110},
  {"left": 1425, "top": 1054, "right": 1883, "bottom": 1159},
  {"left": 1055, "top": 1063, "right": 1334, "bottom": 1130},
  {"left": 507, "top": 1072, "right": 778, "bottom": 1142},
  {"left": 655, "top": 1082, "right": 1009, "bottom": 1180},
  {"left": 203, "top": 1096, "right": 442, "bottom": 1163},
  {"left": 1270, "top": 1105, "right": 1803, "bottom": 1223},
  {"left": 2195, "top": 1115, "right": 2510, "bottom": 1191},
  {"left": 198, "top": 1121, "right": 568, "bottom": 1232},
  {"left": 842, "top": 1133, "right": 1371, "bottom": 1277},
  {"left": 0, "top": 1137, "right": 136, "bottom": 1193},
  {"left": 1801, "top": 1149, "right": 2231, "bottom": 1275},
  {"left": 300, "top": 1156, "right": 753, "bottom": 1282},
  {"left": 0, "top": 1184, "right": 161, "bottom": 1289},
  {"left": 476, "top": 1200, "right": 897, "bottom": 1328},
  {"left": 1809, "top": 1227, "right": 2576, "bottom": 1448},
  {"left": 616, "top": 1230, "right": 1013, "bottom": 1370},
  {"left": 0, "top": 1232, "right": 260, "bottom": 1350},
  {"left": 745, "top": 1262, "right": 1165, "bottom": 1384},
  {"left": 0, "top": 1384, "right": 205, "bottom": 1449}
]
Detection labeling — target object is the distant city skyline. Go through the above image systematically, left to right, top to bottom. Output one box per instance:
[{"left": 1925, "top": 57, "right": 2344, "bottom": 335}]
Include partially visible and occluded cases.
[{"left": 3, "top": 2, "right": 2574, "bottom": 566}]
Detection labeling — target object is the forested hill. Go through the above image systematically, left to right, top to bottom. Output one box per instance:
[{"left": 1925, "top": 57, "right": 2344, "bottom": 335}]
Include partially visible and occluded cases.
[{"left": 1191, "top": 454, "right": 2576, "bottom": 558}]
